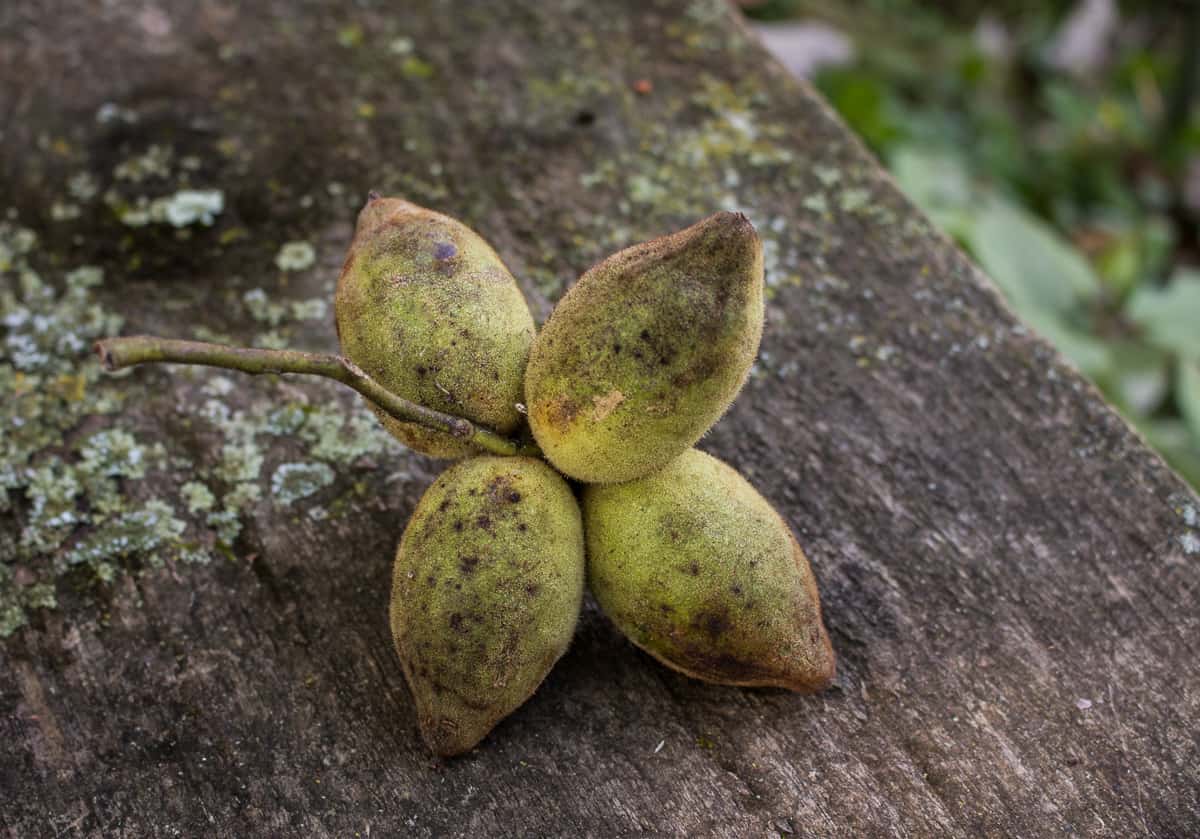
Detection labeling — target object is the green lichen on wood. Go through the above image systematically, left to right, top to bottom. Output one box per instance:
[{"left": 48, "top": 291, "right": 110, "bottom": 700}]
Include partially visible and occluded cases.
[
  {"left": 0, "top": 0, "right": 930, "bottom": 640},
  {"left": 543, "top": 68, "right": 855, "bottom": 311},
  {"left": 0, "top": 215, "right": 407, "bottom": 637},
  {"left": 0, "top": 220, "right": 184, "bottom": 634},
  {"left": 271, "top": 462, "right": 335, "bottom": 505}
]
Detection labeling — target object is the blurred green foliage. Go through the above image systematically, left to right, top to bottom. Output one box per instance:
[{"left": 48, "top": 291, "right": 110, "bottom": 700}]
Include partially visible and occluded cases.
[{"left": 749, "top": 1, "right": 1200, "bottom": 487}]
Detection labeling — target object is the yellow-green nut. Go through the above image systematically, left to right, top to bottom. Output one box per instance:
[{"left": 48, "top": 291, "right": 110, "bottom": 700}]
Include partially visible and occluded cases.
[
  {"left": 335, "top": 195, "right": 536, "bottom": 458},
  {"left": 524, "top": 211, "right": 764, "bottom": 484},
  {"left": 583, "top": 448, "right": 835, "bottom": 691},
  {"left": 390, "top": 456, "right": 585, "bottom": 757}
]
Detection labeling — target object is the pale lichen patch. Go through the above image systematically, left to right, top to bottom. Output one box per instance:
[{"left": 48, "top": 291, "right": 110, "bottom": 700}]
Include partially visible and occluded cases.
[
  {"left": 838, "top": 188, "right": 871, "bottom": 214},
  {"left": 109, "top": 189, "right": 225, "bottom": 228},
  {"left": 2, "top": 214, "right": 397, "bottom": 635},
  {"left": 0, "top": 232, "right": 199, "bottom": 630},
  {"left": 275, "top": 241, "right": 317, "bottom": 272},
  {"left": 242, "top": 289, "right": 287, "bottom": 327},
  {"left": 289, "top": 298, "right": 327, "bottom": 321},
  {"left": 253, "top": 330, "right": 289, "bottom": 349},
  {"left": 77, "top": 429, "right": 148, "bottom": 480},
  {"left": 216, "top": 440, "right": 266, "bottom": 484},
  {"left": 271, "top": 462, "right": 335, "bottom": 505},
  {"left": 181, "top": 481, "right": 216, "bottom": 514},
  {"left": 1167, "top": 494, "right": 1200, "bottom": 557},
  {"left": 64, "top": 501, "right": 188, "bottom": 575},
  {"left": 1181, "top": 532, "right": 1200, "bottom": 555}
]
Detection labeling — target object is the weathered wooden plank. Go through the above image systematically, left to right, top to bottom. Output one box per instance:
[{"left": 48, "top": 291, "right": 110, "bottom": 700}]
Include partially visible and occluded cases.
[{"left": 1, "top": 1, "right": 1198, "bottom": 837}]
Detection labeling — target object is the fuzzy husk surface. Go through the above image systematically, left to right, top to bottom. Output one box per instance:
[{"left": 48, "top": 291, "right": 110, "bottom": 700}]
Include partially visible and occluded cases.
[
  {"left": 335, "top": 196, "right": 536, "bottom": 458},
  {"left": 524, "top": 211, "right": 764, "bottom": 483},
  {"left": 583, "top": 448, "right": 835, "bottom": 691},
  {"left": 390, "top": 456, "right": 585, "bottom": 757}
]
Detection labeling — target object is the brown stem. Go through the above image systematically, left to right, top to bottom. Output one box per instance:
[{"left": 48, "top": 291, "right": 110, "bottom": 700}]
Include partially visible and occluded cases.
[{"left": 94, "top": 336, "right": 536, "bottom": 458}]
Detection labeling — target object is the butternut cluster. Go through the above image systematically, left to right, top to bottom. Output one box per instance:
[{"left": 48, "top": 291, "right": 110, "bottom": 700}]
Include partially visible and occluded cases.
[
  {"left": 105, "top": 193, "right": 836, "bottom": 759},
  {"left": 341, "top": 197, "right": 833, "bottom": 756}
]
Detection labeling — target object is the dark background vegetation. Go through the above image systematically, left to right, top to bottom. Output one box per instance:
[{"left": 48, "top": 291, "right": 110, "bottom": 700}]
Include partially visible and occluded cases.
[{"left": 745, "top": 0, "right": 1200, "bottom": 486}]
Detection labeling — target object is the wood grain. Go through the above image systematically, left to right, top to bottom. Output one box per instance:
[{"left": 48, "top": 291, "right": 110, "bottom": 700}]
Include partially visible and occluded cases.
[{"left": 2, "top": 1, "right": 1197, "bottom": 836}]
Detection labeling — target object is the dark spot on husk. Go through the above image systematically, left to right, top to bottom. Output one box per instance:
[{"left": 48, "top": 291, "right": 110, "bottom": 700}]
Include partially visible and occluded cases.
[
  {"left": 434, "top": 242, "right": 457, "bottom": 260},
  {"left": 713, "top": 277, "right": 732, "bottom": 309},
  {"left": 670, "top": 351, "right": 720, "bottom": 389},
  {"left": 540, "top": 395, "right": 580, "bottom": 431},
  {"left": 485, "top": 476, "right": 519, "bottom": 506},
  {"left": 476, "top": 515, "right": 491, "bottom": 530},
  {"left": 453, "top": 520, "right": 464, "bottom": 532},
  {"left": 517, "top": 522, "right": 528, "bottom": 532},
  {"left": 459, "top": 555, "right": 480, "bottom": 574},
  {"left": 686, "top": 561, "right": 700, "bottom": 576},
  {"left": 524, "top": 583, "right": 540, "bottom": 596},
  {"left": 694, "top": 611, "right": 729, "bottom": 640},
  {"left": 449, "top": 613, "right": 465, "bottom": 632},
  {"left": 677, "top": 646, "right": 774, "bottom": 684}
]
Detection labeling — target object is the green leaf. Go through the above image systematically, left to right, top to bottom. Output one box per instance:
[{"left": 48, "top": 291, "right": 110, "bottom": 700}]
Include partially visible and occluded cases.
[
  {"left": 815, "top": 69, "right": 903, "bottom": 152},
  {"left": 890, "top": 146, "right": 975, "bottom": 239},
  {"left": 891, "top": 147, "right": 972, "bottom": 209},
  {"left": 965, "top": 197, "right": 1110, "bottom": 378},
  {"left": 970, "top": 198, "right": 1100, "bottom": 319},
  {"left": 1094, "top": 216, "right": 1173, "bottom": 298},
  {"left": 1140, "top": 217, "right": 1177, "bottom": 280},
  {"left": 1096, "top": 233, "right": 1141, "bottom": 297},
  {"left": 1125, "top": 270, "right": 1200, "bottom": 359},
  {"left": 1022, "top": 310, "right": 1111, "bottom": 378},
  {"left": 1098, "top": 342, "right": 1169, "bottom": 417},
  {"left": 1178, "top": 360, "right": 1200, "bottom": 442},
  {"left": 1136, "top": 418, "right": 1200, "bottom": 490}
]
